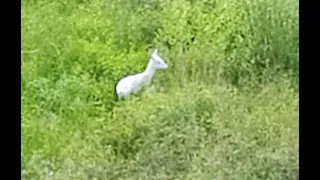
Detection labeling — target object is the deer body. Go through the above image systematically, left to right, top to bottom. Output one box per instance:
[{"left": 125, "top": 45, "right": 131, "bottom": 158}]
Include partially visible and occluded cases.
[{"left": 116, "top": 49, "right": 168, "bottom": 100}]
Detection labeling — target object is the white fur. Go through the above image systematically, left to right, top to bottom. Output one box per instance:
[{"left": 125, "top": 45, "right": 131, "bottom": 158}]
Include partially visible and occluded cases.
[{"left": 116, "top": 49, "right": 168, "bottom": 100}]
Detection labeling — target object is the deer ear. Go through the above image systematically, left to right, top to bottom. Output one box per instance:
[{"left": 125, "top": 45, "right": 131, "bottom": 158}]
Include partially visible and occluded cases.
[
  {"left": 147, "top": 48, "right": 154, "bottom": 57},
  {"left": 153, "top": 49, "right": 158, "bottom": 55}
]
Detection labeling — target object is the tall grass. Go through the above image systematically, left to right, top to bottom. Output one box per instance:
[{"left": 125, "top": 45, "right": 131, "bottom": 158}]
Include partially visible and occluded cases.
[{"left": 22, "top": 0, "right": 299, "bottom": 179}]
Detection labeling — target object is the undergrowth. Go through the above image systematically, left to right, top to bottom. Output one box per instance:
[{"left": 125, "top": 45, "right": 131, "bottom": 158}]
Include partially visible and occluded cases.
[{"left": 22, "top": 0, "right": 299, "bottom": 179}]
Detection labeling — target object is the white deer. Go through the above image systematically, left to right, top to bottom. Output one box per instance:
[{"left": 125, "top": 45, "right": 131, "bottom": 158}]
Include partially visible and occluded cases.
[{"left": 115, "top": 49, "right": 168, "bottom": 100}]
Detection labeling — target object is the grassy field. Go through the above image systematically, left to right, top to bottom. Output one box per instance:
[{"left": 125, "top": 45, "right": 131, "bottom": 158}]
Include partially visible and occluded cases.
[{"left": 22, "top": 0, "right": 299, "bottom": 179}]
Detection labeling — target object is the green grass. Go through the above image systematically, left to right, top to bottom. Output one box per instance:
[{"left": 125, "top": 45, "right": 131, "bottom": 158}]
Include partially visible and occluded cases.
[{"left": 22, "top": 0, "right": 298, "bottom": 179}]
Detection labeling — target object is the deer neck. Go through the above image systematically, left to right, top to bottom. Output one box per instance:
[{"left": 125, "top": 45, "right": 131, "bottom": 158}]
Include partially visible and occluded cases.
[
  {"left": 142, "top": 59, "right": 156, "bottom": 84},
  {"left": 144, "top": 59, "right": 156, "bottom": 77}
]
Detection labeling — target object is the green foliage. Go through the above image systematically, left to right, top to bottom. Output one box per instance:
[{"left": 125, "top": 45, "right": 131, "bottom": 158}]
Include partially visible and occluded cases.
[{"left": 22, "top": 0, "right": 298, "bottom": 179}]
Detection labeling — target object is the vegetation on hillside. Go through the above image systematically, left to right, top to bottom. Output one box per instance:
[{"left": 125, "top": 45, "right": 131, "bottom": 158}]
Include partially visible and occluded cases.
[{"left": 22, "top": 0, "right": 299, "bottom": 179}]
